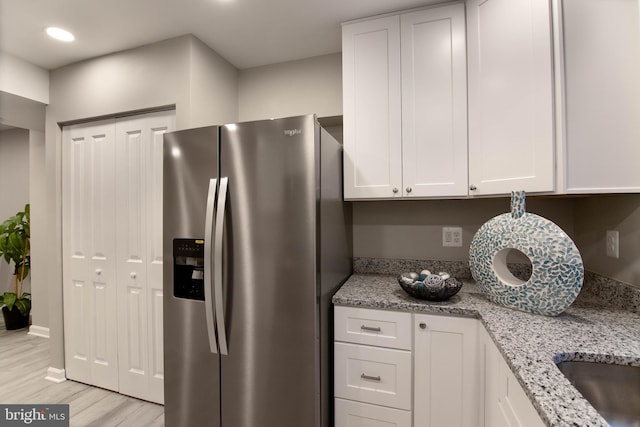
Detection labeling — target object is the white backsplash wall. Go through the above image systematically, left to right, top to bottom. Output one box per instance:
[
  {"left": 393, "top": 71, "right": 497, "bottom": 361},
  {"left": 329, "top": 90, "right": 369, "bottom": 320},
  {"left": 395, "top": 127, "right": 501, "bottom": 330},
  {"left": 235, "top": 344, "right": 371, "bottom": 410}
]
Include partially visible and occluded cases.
[
  {"left": 574, "top": 194, "right": 640, "bottom": 289},
  {"left": 352, "top": 197, "right": 576, "bottom": 262}
]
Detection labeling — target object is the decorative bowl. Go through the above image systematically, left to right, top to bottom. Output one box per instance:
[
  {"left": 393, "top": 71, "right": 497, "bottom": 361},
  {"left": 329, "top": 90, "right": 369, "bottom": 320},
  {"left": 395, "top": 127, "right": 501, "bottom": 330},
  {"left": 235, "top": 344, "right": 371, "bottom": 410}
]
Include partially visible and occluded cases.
[{"left": 397, "top": 271, "right": 463, "bottom": 301}]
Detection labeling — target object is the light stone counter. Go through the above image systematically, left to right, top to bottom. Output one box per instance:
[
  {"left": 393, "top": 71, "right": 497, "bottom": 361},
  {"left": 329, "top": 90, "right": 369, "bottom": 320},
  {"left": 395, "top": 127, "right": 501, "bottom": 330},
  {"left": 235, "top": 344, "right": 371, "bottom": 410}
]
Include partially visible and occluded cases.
[{"left": 333, "top": 273, "right": 640, "bottom": 427}]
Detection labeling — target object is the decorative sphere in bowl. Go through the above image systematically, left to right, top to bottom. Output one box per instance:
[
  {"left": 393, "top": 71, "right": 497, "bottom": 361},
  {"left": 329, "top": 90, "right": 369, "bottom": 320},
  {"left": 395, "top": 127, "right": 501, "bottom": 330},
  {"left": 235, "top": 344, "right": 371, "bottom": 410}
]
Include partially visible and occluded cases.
[{"left": 397, "top": 271, "right": 463, "bottom": 301}]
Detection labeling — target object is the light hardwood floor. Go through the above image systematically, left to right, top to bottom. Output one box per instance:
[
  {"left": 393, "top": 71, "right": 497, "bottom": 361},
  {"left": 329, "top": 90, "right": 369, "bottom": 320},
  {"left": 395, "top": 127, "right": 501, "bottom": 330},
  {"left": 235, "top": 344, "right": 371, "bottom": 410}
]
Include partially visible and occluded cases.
[{"left": 0, "top": 323, "right": 164, "bottom": 426}]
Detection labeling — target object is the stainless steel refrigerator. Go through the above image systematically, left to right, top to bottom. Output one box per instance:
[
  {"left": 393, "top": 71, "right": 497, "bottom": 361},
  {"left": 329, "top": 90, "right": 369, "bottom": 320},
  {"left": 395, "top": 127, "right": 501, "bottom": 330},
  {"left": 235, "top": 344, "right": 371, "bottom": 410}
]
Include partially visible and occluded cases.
[{"left": 163, "top": 114, "right": 352, "bottom": 427}]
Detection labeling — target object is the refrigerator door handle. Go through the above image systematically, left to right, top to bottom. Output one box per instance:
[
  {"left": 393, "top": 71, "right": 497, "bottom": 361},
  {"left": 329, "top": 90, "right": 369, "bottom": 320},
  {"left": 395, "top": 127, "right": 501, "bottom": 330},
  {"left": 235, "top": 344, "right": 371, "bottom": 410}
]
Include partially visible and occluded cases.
[
  {"left": 214, "top": 176, "right": 229, "bottom": 355},
  {"left": 204, "top": 178, "right": 219, "bottom": 354}
]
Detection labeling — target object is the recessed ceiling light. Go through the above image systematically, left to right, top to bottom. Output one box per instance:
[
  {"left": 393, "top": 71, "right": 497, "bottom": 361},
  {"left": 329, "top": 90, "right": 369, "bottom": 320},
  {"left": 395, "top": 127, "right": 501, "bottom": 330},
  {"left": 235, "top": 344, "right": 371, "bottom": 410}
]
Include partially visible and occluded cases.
[{"left": 45, "top": 27, "right": 75, "bottom": 42}]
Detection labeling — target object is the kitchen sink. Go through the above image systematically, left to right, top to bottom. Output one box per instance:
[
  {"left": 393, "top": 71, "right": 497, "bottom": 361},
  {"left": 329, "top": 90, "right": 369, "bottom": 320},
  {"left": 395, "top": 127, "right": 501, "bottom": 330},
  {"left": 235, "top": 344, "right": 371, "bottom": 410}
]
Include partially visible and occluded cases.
[{"left": 556, "top": 361, "right": 640, "bottom": 427}]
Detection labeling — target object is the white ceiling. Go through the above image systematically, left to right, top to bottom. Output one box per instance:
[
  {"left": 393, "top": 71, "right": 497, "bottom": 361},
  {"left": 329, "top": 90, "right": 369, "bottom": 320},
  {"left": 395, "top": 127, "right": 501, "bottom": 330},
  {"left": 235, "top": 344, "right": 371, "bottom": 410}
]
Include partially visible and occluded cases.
[{"left": 0, "top": 0, "right": 438, "bottom": 71}]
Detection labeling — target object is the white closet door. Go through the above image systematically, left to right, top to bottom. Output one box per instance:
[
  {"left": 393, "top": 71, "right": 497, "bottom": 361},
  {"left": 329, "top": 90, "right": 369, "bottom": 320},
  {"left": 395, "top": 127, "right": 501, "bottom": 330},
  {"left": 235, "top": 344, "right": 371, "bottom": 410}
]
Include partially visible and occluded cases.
[
  {"left": 115, "top": 110, "right": 174, "bottom": 404},
  {"left": 62, "top": 119, "right": 119, "bottom": 391}
]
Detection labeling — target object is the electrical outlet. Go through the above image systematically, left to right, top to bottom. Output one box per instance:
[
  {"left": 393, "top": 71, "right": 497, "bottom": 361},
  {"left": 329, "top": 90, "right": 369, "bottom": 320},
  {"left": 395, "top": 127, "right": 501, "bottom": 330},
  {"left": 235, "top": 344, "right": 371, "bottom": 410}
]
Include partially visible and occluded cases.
[
  {"left": 443, "top": 227, "right": 463, "bottom": 247},
  {"left": 606, "top": 230, "right": 619, "bottom": 258}
]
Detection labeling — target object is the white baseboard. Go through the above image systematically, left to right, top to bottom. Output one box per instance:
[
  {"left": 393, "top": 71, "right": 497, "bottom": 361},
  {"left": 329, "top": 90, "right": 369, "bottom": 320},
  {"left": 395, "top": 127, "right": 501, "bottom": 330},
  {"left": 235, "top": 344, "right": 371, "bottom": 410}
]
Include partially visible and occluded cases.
[
  {"left": 28, "top": 325, "right": 50, "bottom": 338},
  {"left": 45, "top": 367, "right": 67, "bottom": 384}
]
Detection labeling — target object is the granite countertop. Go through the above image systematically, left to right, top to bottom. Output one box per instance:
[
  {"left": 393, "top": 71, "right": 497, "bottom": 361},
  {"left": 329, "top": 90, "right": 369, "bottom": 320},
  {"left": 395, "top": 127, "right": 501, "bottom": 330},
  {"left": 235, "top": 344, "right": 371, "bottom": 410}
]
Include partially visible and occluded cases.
[{"left": 333, "top": 274, "right": 640, "bottom": 427}]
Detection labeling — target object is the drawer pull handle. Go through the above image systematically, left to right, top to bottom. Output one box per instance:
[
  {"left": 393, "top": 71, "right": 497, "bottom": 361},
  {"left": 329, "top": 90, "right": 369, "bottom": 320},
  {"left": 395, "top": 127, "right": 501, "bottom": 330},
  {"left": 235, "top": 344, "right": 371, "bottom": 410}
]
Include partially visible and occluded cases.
[
  {"left": 360, "top": 325, "right": 381, "bottom": 332},
  {"left": 361, "top": 374, "right": 381, "bottom": 382}
]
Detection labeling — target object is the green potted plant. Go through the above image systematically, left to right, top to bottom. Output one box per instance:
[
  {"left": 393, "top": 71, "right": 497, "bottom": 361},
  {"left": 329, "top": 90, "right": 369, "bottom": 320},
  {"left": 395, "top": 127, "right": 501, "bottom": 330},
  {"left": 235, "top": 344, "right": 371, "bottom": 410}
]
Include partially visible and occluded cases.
[{"left": 0, "top": 204, "right": 31, "bottom": 330}]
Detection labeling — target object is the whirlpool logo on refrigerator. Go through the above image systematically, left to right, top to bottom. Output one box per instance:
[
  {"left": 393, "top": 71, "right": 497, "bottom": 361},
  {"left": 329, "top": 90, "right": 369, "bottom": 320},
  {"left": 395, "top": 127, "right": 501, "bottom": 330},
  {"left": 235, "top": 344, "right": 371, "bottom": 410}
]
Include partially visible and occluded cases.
[{"left": 283, "top": 129, "right": 302, "bottom": 137}]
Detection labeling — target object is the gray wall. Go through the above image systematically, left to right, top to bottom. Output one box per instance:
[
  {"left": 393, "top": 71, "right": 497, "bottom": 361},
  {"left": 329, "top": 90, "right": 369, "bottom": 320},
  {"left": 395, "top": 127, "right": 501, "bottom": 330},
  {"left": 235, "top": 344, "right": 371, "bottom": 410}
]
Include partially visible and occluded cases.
[
  {"left": 45, "top": 35, "right": 239, "bottom": 371},
  {"left": 238, "top": 53, "right": 342, "bottom": 121},
  {"left": 0, "top": 90, "right": 47, "bottom": 332},
  {"left": 0, "top": 92, "right": 46, "bottom": 131},
  {"left": 0, "top": 128, "right": 30, "bottom": 293},
  {"left": 29, "top": 130, "right": 47, "bottom": 329},
  {"left": 353, "top": 194, "right": 640, "bottom": 289},
  {"left": 574, "top": 195, "right": 640, "bottom": 288},
  {"left": 353, "top": 197, "right": 576, "bottom": 261}
]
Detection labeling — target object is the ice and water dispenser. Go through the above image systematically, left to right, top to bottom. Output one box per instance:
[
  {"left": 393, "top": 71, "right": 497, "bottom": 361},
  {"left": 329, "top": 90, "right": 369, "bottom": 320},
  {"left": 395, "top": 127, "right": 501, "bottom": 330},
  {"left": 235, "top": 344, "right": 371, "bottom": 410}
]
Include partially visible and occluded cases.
[{"left": 173, "top": 238, "right": 205, "bottom": 300}]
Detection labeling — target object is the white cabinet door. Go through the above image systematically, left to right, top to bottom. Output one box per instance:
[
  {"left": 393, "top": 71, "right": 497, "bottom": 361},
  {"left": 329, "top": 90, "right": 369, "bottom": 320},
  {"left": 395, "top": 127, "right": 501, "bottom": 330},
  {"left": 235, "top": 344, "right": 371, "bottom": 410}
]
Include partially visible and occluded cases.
[
  {"left": 467, "top": 0, "right": 555, "bottom": 195},
  {"left": 561, "top": 0, "right": 640, "bottom": 193},
  {"left": 401, "top": 4, "right": 468, "bottom": 198},
  {"left": 343, "top": 15, "right": 403, "bottom": 199},
  {"left": 115, "top": 110, "right": 174, "bottom": 404},
  {"left": 62, "top": 119, "right": 119, "bottom": 392},
  {"left": 414, "top": 314, "right": 479, "bottom": 427},
  {"left": 480, "top": 327, "right": 545, "bottom": 427},
  {"left": 335, "top": 398, "right": 412, "bottom": 427}
]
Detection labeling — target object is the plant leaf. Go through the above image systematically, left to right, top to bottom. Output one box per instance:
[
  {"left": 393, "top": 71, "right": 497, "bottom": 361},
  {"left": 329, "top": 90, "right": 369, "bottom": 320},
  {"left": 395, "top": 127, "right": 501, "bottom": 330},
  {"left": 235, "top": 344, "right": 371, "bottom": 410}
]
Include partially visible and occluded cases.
[
  {"left": 16, "top": 265, "right": 29, "bottom": 281},
  {"left": 2, "top": 292, "right": 16, "bottom": 311},
  {"left": 14, "top": 299, "right": 30, "bottom": 317}
]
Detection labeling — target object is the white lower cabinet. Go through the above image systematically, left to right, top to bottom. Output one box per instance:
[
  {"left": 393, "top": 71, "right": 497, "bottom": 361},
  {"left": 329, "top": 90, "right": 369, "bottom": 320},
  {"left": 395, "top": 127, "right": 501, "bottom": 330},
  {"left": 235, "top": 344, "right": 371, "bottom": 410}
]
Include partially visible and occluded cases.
[
  {"left": 335, "top": 306, "right": 546, "bottom": 427},
  {"left": 334, "top": 307, "right": 413, "bottom": 426},
  {"left": 413, "top": 314, "right": 479, "bottom": 427},
  {"left": 479, "top": 327, "right": 545, "bottom": 427},
  {"left": 334, "top": 342, "right": 412, "bottom": 410},
  {"left": 335, "top": 398, "right": 412, "bottom": 427}
]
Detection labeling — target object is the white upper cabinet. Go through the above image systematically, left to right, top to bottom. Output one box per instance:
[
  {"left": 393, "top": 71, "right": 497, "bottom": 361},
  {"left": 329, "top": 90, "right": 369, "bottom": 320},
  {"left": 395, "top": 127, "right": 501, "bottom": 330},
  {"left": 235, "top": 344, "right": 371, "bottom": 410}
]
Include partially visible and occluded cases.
[
  {"left": 467, "top": 0, "right": 555, "bottom": 196},
  {"left": 560, "top": 0, "right": 640, "bottom": 193},
  {"left": 343, "top": 3, "right": 468, "bottom": 199},
  {"left": 401, "top": 5, "right": 468, "bottom": 198},
  {"left": 342, "top": 15, "right": 402, "bottom": 199}
]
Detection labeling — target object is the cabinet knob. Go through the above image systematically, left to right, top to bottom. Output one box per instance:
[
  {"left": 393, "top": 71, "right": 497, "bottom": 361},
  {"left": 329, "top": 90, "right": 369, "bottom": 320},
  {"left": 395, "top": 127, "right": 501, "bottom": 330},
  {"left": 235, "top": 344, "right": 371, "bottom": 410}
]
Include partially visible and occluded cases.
[
  {"left": 469, "top": 184, "right": 477, "bottom": 191},
  {"left": 392, "top": 187, "right": 399, "bottom": 194},
  {"left": 406, "top": 187, "right": 412, "bottom": 193},
  {"left": 95, "top": 269, "right": 102, "bottom": 275},
  {"left": 130, "top": 272, "right": 137, "bottom": 279},
  {"left": 419, "top": 322, "right": 427, "bottom": 329}
]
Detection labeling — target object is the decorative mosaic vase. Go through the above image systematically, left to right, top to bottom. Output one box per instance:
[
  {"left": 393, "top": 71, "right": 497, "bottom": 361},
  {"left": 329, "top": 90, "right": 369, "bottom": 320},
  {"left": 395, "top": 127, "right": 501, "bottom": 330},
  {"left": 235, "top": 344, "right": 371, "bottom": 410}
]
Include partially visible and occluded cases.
[{"left": 469, "top": 191, "right": 584, "bottom": 316}]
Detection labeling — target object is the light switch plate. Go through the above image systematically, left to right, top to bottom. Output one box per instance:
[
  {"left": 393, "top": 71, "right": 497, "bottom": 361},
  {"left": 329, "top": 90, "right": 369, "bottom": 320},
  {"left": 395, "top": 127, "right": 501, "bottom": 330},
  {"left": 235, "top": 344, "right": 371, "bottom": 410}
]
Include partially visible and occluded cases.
[
  {"left": 443, "top": 227, "right": 463, "bottom": 247},
  {"left": 606, "top": 230, "right": 619, "bottom": 258}
]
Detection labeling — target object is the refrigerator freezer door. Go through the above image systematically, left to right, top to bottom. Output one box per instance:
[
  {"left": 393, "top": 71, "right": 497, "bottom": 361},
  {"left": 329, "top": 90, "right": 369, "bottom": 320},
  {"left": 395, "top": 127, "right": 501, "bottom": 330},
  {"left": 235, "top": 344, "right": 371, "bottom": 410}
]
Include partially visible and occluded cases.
[
  {"left": 219, "top": 116, "right": 319, "bottom": 427},
  {"left": 163, "top": 127, "right": 221, "bottom": 427}
]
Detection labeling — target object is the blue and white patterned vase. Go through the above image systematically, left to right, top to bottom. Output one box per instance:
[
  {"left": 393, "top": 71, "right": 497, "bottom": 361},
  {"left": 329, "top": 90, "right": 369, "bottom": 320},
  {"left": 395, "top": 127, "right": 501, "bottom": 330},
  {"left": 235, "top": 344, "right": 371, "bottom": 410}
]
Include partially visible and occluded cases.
[{"left": 469, "top": 191, "right": 584, "bottom": 316}]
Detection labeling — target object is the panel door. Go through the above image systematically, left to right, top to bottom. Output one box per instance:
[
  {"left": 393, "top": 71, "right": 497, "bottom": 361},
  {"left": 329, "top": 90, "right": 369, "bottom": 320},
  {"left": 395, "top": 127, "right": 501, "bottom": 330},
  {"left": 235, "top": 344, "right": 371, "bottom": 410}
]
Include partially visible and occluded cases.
[
  {"left": 467, "top": 0, "right": 555, "bottom": 195},
  {"left": 562, "top": 0, "right": 640, "bottom": 193},
  {"left": 401, "top": 4, "right": 468, "bottom": 198},
  {"left": 343, "top": 15, "right": 402, "bottom": 199},
  {"left": 115, "top": 110, "right": 175, "bottom": 404},
  {"left": 62, "top": 119, "right": 119, "bottom": 391},
  {"left": 414, "top": 314, "right": 480, "bottom": 427},
  {"left": 481, "top": 326, "right": 545, "bottom": 427},
  {"left": 335, "top": 398, "right": 412, "bottom": 427}
]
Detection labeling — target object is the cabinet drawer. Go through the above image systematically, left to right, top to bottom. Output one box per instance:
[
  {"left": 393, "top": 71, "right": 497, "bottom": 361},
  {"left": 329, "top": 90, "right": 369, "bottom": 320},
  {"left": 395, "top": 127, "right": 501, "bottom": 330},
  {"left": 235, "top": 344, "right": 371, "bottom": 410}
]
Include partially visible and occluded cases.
[
  {"left": 334, "top": 306, "right": 412, "bottom": 350},
  {"left": 334, "top": 342, "right": 412, "bottom": 410},
  {"left": 335, "top": 398, "right": 411, "bottom": 427}
]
